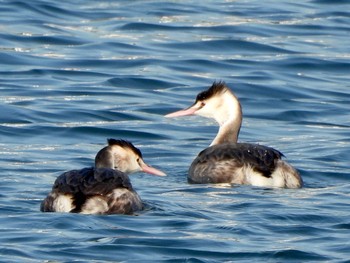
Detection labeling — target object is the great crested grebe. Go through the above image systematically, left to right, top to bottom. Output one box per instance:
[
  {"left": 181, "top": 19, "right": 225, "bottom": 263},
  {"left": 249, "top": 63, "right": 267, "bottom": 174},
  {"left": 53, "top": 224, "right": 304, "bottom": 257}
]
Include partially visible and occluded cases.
[
  {"left": 165, "top": 81, "right": 302, "bottom": 188},
  {"left": 41, "top": 139, "right": 166, "bottom": 215}
]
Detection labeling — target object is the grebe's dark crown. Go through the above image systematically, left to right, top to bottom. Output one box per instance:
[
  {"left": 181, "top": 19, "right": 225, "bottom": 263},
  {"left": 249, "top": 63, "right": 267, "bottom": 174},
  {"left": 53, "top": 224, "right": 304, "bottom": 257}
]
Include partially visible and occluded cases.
[
  {"left": 195, "top": 81, "right": 228, "bottom": 102},
  {"left": 107, "top": 138, "right": 142, "bottom": 158}
]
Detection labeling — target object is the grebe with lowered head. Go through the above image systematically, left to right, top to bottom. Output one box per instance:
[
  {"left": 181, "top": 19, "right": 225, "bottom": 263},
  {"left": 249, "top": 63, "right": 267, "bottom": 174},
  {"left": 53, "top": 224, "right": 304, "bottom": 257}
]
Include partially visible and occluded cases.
[
  {"left": 165, "top": 81, "right": 302, "bottom": 188},
  {"left": 41, "top": 139, "right": 166, "bottom": 215}
]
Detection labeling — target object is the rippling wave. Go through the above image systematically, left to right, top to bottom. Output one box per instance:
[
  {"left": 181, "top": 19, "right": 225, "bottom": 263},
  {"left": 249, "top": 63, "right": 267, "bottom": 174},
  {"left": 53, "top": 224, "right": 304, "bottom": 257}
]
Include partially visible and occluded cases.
[{"left": 0, "top": 0, "right": 349, "bottom": 262}]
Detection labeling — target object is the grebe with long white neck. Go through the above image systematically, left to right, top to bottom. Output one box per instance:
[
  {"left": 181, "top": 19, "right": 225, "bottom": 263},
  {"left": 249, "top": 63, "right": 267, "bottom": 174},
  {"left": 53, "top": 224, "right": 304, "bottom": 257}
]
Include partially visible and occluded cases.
[
  {"left": 165, "top": 81, "right": 302, "bottom": 188},
  {"left": 41, "top": 139, "right": 166, "bottom": 215}
]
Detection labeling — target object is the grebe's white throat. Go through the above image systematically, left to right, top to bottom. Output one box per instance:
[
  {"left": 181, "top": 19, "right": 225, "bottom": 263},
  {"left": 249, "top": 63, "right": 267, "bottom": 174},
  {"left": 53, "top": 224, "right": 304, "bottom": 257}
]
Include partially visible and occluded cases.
[
  {"left": 166, "top": 81, "right": 302, "bottom": 188},
  {"left": 41, "top": 139, "right": 165, "bottom": 215}
]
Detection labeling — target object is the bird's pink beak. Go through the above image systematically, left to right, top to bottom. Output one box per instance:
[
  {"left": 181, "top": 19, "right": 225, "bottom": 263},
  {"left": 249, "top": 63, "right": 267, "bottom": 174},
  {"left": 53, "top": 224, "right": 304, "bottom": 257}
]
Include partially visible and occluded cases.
[
  {"left": 165, "top": 106, "right": 197, "bottom": 118},
  {"left": 141, "top": 163, "right": 166, "bottom": 176}
]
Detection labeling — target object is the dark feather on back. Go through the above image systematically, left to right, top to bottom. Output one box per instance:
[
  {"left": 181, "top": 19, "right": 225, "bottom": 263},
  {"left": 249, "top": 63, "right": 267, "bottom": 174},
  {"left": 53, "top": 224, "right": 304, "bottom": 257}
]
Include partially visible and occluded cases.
[
  {"left": 193, "top": 143, "right": 284, "bottom": 178},
  {"left": 50, "top": 167, "right": 133, "bottom": 212}
]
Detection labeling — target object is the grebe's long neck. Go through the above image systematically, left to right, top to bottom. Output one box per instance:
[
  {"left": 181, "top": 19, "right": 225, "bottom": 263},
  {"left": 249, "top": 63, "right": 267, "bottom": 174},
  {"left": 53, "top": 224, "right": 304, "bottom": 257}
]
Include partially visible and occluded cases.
[
  {"left": 209, "top": 92, "right": 242, "bottom": 146},
  {"left": 210, "top": 119, "right": 241, "bottom": 146}
]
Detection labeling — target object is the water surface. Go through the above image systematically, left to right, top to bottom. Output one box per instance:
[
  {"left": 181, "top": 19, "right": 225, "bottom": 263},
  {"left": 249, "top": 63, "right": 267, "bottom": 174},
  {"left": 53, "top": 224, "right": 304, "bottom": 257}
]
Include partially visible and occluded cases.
[{"left": 0, "top": 0, "right": 350, "bottom": 262}]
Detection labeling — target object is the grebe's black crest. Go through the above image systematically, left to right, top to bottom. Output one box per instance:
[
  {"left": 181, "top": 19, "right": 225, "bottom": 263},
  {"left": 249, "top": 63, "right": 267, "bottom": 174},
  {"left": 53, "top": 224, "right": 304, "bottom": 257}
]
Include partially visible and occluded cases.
[
  {"left": 195, "top": 81, "right": 228, "bottom": 102},
  {"left": 107, "top": 138, "right": 142, "bottom": 158}
]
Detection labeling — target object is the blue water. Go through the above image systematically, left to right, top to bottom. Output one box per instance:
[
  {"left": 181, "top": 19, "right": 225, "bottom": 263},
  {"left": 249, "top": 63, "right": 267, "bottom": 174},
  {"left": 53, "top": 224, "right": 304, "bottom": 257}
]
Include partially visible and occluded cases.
[{"left": 1, "top": 0, "right": 350, "bottom": 262}]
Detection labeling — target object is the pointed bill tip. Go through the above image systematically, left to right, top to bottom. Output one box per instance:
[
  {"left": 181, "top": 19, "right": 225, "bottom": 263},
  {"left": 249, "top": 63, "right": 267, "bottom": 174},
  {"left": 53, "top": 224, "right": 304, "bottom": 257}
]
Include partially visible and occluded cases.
[
  {"left": 165, "top": 107, "right": 197, "bottom": 118},
  {"left": 141, "top": 164, "right": 167, "bottom": 176}
]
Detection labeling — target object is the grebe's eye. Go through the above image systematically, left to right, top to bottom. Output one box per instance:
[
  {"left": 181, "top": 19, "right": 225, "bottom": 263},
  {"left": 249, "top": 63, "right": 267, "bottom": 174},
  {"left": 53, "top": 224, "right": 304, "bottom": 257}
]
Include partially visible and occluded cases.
[{"left": 200, "top": 101, "right": 206, "bottom": 107}]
